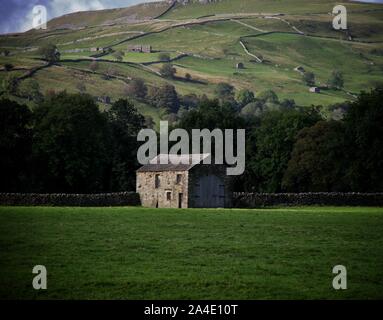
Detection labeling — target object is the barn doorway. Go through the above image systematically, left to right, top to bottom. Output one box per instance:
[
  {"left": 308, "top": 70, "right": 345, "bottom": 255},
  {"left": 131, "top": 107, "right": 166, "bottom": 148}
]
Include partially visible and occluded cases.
[
  {"left": 194, "top": 175, "right": 225, "bottom": 208},
  {"left": 178, "top": 193, "right": 183, "bottom": 208}
]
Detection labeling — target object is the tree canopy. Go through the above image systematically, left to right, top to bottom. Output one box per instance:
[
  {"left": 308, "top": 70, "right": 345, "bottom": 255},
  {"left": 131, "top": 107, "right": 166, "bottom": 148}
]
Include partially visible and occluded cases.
[
  {"left": 38, "top": 43, "right": 60, "bottom": 63},
  {"left": 32, "top": 92, "right": 110, "bottom": 192},
  {"left": 0, "top": 99, "right": 32, "bottom": 192}
]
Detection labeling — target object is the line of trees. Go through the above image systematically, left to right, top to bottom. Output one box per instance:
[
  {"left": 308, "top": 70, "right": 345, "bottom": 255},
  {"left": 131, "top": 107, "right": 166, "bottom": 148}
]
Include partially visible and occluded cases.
[
  {"left": 0, "top": 87, "right": 382, "bottom": 193},
  {"left": 176, "top": 87, "right": 383, "bottom": 193},
  {"left": 0, "top": 93, "right": 145, "bottom": 193}
]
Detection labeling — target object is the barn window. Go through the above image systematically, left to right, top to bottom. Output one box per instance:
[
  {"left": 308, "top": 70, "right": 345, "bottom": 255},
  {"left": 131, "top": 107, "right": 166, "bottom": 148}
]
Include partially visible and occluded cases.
[
  {"left": 155, "top": 174, "right": 160, "bottom": 188},
  {"left": 176, "top": 174, "right": 182, "bottom": 184},
  {"left": 166, "top": 191, "right": 172, "bottom": 201}
]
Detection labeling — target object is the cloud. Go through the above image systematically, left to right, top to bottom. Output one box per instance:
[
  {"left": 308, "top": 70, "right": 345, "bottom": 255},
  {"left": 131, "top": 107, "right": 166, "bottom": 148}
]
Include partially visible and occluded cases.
[
  {"left": 0, "top": 0, "right": 151, "bottom": 34},
  {"left": 49, "top": 0, "right": 106, "bottom": 17}
]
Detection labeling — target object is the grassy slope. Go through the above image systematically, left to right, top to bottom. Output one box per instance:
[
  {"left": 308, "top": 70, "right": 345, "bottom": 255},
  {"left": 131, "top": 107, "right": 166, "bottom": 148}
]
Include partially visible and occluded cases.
[
  {"left": 1, "top": 0, "right": 383, "bottom": 115},
  {"left": 162, "top": 0, "right": 383, "bottom": 19},
  {"left": 47, "top": 1, "right": 172, "bottom": 29},
  {"left": 120, "top": 17, "right": 379, "bottom": 104},
  {"left": 243, "top": 33, "right": 383, "bottom": 94},
  {"left": 58, "top": 60, "right": 214, "bottom": 96},
  {"left": 28, "top": 64, "right": 164, "bottom": 121},
  {"left": 0, "top": 206, "right": 382, "bottom": 300}
]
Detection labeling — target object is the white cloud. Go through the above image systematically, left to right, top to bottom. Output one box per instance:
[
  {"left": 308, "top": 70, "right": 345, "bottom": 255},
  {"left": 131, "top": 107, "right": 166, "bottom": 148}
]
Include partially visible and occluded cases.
[
  {"left": 1, "top": 0, "right": 161, "bottom": 34},
  {"left": 48, "top": 0, "right": 106, "bottom": 17}
]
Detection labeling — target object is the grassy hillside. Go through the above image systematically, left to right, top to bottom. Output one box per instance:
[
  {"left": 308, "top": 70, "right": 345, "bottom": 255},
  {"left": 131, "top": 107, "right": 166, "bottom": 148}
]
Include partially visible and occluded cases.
[
  {"left": 1, "top": 0, "right": 383, "bottom": 122},
  {"left": 162, "top": 0, "right": 383, "bottom": 19},
  {"left": 47, "top": 1, "right": 172, "bottom": 30},
  {"left": 243, "top": 33, "right": 383, "bottom": 93},
  {"left": 0, "top": 206, "right": 382, "bottom": 299}
]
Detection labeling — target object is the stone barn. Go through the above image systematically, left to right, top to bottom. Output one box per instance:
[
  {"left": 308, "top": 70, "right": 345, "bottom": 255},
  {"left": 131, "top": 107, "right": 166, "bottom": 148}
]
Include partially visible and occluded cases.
[
  {"left": 127, "top": 44, "right": 152, "bottom": 53},
  {"left": 309, "top": 87, "right": 321, "bottom": 93},
  {"left": 136, "top": 154, "right": 232, "bottom": 208}
]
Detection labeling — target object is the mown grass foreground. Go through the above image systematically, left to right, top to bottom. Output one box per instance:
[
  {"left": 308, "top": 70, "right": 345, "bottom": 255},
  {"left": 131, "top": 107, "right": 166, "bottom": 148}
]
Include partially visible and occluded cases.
[{"left": 0, "top": 206, "right": 382, "bottom": 299}]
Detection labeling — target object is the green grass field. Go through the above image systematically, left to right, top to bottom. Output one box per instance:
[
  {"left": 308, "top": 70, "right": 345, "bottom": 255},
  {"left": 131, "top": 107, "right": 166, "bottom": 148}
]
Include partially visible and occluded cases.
[{"left": 0, "top": 206, "right": 382, "bottom": 300}]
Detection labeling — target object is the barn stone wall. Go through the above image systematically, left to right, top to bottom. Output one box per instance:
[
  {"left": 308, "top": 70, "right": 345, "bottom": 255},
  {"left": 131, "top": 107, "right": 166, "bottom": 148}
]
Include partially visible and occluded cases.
[{"left": 136, "top": 171, "right": 189, "bottom": 208}]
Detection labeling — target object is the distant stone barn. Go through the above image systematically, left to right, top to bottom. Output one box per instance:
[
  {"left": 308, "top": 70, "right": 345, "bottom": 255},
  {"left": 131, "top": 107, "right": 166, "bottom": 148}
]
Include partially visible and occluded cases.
[
  {"left": 127, "top": 44, "right": 152, "bottom": 53},
  {"left": 309, "top": 87, "right": 321, "bottom": 93},
  {"left": 136, "top": 154, "right": 232, "bottom": 208}
]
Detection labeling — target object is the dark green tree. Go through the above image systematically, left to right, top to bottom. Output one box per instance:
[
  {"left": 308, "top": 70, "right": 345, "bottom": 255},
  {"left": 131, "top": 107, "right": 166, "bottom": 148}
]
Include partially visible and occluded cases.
[
  {"left": 38, "top": 43, "right": 60, "bottom": 63},
  {"left": 1, "top": 49, "right": 10, "bottom": 56},
  {"left": 3, "top": 63, "right": 13, "bottom": 71},
  {"left": 160, "top": 63, "right": 176, "bottom": 78},
  {"left": 327, "top": 70, "right": 344, "bottom": 90},
  {"left": 303, "top": 71, "right": 315, "bottom": 87},
  {"left": 2, "top": 73, "right": 19, "bottom": 95},
  {"left": 19, "top": 78, "right": 43, "bottom": 101},
  {"left": 125, "top": 78, "right": 147, "bottom": 99},
  {"left": 215, "top": 82, "right": 235, "bottom": 100},
  {"left": 148, "top": 84, "right": 180, "bottom": 113},
  {"left": 344, "top": 87, "right": 383, "bottom": 191},
  {"left": 236, "top": 89, "right": 255, "bottom": 107},
  {"left": 257, "top": 90, "right": 279, "bottom": 104},
  {"left": 32, "top": 92, "right": 110, "bottom": 192},
  {"left": 180, "top": 93, "right": 200, "bottom": 110},
  {"left": 178, "top": 98, "right": 245, "bottom": 133},
  {"left": 0, "top": 99, "right": 32, "bottom": 192},
  {"left": 107, "top": 99, "right": 145, "bottom": 191},
  {"left": 280, "top": 99, "right": 296, "bottom": 109},
  {"left": 240, "top": 100, "right": 264, "bottom": 118},
  {"left": 252, "top": 108, "right": 321, "bottom": 192},
  {"left": 282, "top": 120, "right": 348, "bottom": 192}
]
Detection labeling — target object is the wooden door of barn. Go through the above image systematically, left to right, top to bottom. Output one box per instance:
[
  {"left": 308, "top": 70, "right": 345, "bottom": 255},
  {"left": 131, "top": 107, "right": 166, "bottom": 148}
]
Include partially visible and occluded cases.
[{"left": 194, "top": 175, "right": 225, "bottom": 208}]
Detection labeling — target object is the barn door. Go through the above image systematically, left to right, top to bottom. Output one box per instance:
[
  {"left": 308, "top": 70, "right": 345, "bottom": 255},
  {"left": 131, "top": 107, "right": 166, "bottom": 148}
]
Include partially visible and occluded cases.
[
  {"left": 194, "top": 175, "right": 225, "bottom": 208},
  {"left": 178, "top": 193, "right": 183, "bottom": 208}
]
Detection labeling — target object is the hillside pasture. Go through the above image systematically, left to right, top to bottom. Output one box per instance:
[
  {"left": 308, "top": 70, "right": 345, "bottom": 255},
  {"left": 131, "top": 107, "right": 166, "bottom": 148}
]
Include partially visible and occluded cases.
[
  {"left": 1, "top": 0, "right": 383, "bottom": 110},
  {"left": 162, "top": 0, "right": 383, "bottom": 19},
  {"left": 47, "top": 2, "right": 173, "bottom": 30},
  {"left": 243, "top": 32, "right": 383, "bottom": 94},
  {"left": 102, "top": 51, "right": 179, "bottom": 64}
]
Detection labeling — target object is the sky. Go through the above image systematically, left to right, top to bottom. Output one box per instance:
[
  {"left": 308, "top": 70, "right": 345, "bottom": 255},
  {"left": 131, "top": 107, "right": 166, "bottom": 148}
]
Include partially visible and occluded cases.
[
  {"left": 0, "top": 0, "right": 156, "bottom": 34},
  {"left": 1, "top": 0, "right": 383, "bottom": 34}
]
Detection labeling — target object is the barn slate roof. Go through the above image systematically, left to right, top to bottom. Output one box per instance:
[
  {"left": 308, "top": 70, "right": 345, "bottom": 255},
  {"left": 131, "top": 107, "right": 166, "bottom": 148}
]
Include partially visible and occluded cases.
[{"left": 137, "top": 154, "right": 211, "bottom": 172}]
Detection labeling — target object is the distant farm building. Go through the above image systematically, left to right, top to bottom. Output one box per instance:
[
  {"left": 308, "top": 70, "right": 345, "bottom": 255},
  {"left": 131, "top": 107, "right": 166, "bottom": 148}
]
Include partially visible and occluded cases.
[
  {"left": 127, "top": 44, "right": 152, "bottom": 53},
  {"left": 90, "top": 47, "right": 104, "bottom": 52},
  {"left": 62, "top": 48, "right": 86, "bottom": 53},
  {"left": 236, "top": 62, "right": 244, "bottom": 69},
  {"left": 309, "top": 87, "right": 321, "bottom": 93},
  {"left": 97, "top": 95, "right": 111, "bottom": 104},
  {"left": 136, "top": 154, "right": 232, "bottom": 208}
]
